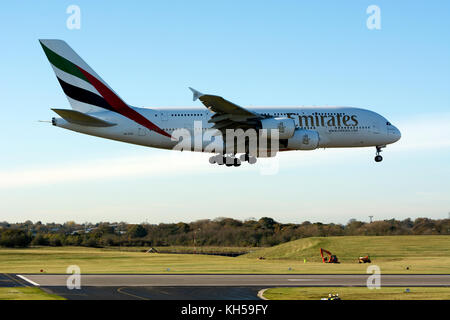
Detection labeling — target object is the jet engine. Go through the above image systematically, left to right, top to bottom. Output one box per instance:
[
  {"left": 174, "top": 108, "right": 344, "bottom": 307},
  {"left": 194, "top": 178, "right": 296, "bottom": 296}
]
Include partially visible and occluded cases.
[
  {"left": 260, "top": 117, "right": 295, "bottom": 139},
  {"left": 287, "top": 129, "right": 319, "bottom": 150}
]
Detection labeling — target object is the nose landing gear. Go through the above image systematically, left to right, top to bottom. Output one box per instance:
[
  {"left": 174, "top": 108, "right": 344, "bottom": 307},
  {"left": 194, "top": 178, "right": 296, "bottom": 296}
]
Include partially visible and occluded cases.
[{"left": 374, "top": 145, "right": 385, "bottom": 162}]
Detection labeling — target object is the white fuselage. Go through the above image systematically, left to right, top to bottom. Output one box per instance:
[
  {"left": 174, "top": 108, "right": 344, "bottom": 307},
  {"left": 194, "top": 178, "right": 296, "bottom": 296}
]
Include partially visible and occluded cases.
[{"left": 52, "top": 106, "right": 401, "bottom": 153}]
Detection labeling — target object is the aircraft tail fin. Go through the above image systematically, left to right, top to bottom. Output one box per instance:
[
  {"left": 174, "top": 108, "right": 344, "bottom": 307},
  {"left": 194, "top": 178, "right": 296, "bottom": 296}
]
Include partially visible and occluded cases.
[{"left": 39, "top": 39, "right": 126, "bottom": 114}]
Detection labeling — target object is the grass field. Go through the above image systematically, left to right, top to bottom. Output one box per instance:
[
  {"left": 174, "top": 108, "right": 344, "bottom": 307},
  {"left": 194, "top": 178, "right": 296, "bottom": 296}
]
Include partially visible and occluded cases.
[
  {"left": 0, "top": 235, "right": 448, "bottom": 274},
  {"left": 244, "top": 235, "right": 450, "bottom": 274},
  {"left": 0, "top": 246, "right": 331, "bottom": 274},
  {"left": 102, "top": 246, "right": 259, "bottom": 255},
  {"left": 0, "top": 287, "right": 65, "bottom": 300},
  {"left": 262, "top": 287, "right": 450, "bottom": 300}
]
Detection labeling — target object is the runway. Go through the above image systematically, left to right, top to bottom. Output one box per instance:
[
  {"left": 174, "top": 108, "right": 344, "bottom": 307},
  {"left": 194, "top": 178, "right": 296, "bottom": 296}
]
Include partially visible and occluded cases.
[
  {"left": 0, "top": 273, "right": 30, "bottom": 288},
  {"left": 8, "top": 273, "right": 448, "bottom": 300},
  {"left": 17, "top": 273, "right": 450, "bottom": 287}
]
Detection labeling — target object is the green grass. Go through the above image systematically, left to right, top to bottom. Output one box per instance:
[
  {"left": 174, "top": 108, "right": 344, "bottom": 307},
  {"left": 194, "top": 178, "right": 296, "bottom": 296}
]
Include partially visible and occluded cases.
[
  {"left": 242, "top": 235, "right": 450, "bottom": 274},
  {"left": 244, "top": 235, "right": 450, "bottom": 261},
  {"left": 0, "top": 236, "right": 448, "bottom": 274},
  {"left": 0, "top": 246, "right": 315, "bottom": 274},
  {"left": 101, "top": 246, "right": 259, "bottom": 254},
  {"left": 0, "top": 287, "right": 65, "bottom": 300},
  {"left": 262, "top": 287, "right": 450, "bottom": 300}
]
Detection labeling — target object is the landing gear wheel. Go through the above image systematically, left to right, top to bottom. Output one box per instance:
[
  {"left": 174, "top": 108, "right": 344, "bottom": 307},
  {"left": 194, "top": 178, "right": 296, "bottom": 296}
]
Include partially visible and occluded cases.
[
  {"left": 374, "top": 145, "right": 385, "bottom": 163},
  {"left": 239, "top": 154, "right": 249, "bottom": 162},
  {"left": 239, "top": 154, "right": 257, "bottom": 164},
  {"left": 209, "top": 156, "right": 216, "bottom": 164},
  {"left": 217, "top": 156, "right": 225, "bottom": 165},
  {"left": 233, "top": 158, "right": 241, "bottom": 167}
]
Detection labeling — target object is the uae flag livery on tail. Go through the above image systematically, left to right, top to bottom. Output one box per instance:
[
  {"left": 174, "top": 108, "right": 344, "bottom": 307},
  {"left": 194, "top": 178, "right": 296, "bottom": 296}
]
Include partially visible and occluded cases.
[{"left": 39, "top": 39, "right": 171, "bottom": 138}]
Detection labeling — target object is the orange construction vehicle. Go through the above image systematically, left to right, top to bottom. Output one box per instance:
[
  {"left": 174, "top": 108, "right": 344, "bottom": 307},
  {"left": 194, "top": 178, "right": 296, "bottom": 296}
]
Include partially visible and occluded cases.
[
  {"left": 320, "top": 248, "right": 339, "bottom": 263},
  {"left": 358, "top": 255, "right": 371, "bottom": 263}
]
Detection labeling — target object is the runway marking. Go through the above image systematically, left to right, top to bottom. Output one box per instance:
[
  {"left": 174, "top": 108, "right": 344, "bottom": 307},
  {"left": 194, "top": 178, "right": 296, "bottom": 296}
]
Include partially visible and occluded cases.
[
  {"left": 16, "top": 275, "right": 40, "bottom": 287},
  {"left": 287, "top": 279, "right": 320, "bottom": 281},
  {"left": 117, "top": 287, "right": 149, "bottom": 300},
  {"left": 257, "top": 289, "right": 269, "bottom": 300}
]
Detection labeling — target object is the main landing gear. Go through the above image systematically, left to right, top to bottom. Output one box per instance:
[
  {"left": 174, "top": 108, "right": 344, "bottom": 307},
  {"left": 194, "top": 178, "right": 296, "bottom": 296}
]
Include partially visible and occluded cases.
[
  {"left": 374, "top": 145, "right": 385, "bottom": 162},
  {"left": 209, "top": 154, "right": 257, "bottom": 167},
  {"left": 239, "top": 154, "right": 257, "bottom": 165}
]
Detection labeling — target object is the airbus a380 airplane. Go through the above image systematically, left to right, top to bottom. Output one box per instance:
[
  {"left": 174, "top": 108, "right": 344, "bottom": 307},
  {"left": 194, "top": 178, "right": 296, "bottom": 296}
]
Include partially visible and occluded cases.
[{"left": 40, "top": 39, "right": 401, "bottom": 167}]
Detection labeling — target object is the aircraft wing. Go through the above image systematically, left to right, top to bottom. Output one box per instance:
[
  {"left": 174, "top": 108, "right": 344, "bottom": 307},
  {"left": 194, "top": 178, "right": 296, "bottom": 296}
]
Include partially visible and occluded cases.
[{"left": 189, "top": 87, "right": 264, "bottom": 132}]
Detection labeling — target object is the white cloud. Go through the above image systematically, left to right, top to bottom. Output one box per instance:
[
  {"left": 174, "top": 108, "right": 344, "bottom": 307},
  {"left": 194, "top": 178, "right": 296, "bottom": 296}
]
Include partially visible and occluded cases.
[{"left": 0, "top": 153, "right": 204, "bottom": 189}]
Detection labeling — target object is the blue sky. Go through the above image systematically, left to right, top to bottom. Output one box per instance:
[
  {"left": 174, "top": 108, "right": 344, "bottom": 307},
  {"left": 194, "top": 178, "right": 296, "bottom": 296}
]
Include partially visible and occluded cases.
[{"left": 0, "top": 1, "right": 449, "bottom": 224}]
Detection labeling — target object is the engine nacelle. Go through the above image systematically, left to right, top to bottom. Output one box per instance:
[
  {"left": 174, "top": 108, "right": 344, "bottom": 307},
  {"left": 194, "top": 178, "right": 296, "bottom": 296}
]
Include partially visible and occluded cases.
[
  {"left": 260, "top": 117, "right": 295, "bottom": 139},
  {"left": 287, "top": 129, "right": 319, "bottom": 150}
]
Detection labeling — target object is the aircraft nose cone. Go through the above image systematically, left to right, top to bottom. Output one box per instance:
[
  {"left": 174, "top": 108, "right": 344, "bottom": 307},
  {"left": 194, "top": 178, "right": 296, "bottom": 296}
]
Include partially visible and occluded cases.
[
  {"left": 388, "top": 125, "right": 401, "bottom": 142},
  {"left": 394, "top": 126, "right": 401, "bottom": 141}
]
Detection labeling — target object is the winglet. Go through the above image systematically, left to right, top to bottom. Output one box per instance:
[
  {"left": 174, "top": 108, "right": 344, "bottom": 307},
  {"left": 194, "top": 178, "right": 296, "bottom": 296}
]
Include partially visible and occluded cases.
[{"left": 189, "top": 87, "right": 204, "bottom": 101}]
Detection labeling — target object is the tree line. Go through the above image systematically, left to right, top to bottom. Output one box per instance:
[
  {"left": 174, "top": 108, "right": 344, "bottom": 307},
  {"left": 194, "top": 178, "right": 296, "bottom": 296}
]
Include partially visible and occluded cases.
[{"left": 0, "top": 217, "right": 449, "bottom": 248}]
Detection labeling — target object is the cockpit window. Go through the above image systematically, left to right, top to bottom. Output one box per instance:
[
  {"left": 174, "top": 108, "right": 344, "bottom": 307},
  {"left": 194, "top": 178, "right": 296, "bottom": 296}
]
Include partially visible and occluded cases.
[{"left": 386, "top": 122, "right": 392, "bottom": 126}]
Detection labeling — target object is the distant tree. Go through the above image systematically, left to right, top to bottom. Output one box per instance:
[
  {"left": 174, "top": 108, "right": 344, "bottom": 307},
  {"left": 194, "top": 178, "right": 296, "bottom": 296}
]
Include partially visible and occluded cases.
[
  {"left": 0, "top": 217, "right": 448, "bottom": 248},
  {"left": 258, "top": 217, "right": 277, "bottom": 230},
  {"left": 412, "top": 218, "right": 436, "bottom": 234},
  {"left": 23, "top": 220, "right": 33, "bottom": 227},
  {"left": 176, "top": 222, "right": 190, "bottom": 233},
  {"left": 95, "top": 224, "right": 115, "bottom": 235},
  {"left": 127, "top": 225, "right": 148, "bottom": 238},
  {"left": 0, "top": 229, "right": 32, "bottom": 247},
  {"left": 31, "top": 234, "right": 49, "bottom": 246},
  {"left": 48, "top": 234, "right": 64, "bottom": 246},
  {"left": 82, "top": 237, "right": 99, "bottom": 247}
]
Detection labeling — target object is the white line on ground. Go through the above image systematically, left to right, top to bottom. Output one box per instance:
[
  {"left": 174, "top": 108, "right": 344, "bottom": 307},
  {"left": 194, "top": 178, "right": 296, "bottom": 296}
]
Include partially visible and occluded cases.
[
  {"left": 17, "top": 275, "right": 40, "bottom": 286},
  {"left": 287, "top": 279, "right": 319, "bottom": 281},
  {"left": 257, "top": 289, "right": 269, "bottom": 300}
]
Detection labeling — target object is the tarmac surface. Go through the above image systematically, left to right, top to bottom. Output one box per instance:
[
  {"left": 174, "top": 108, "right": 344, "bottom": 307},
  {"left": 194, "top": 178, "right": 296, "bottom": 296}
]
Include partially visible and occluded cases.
[
  {"left": 0, "top": 273, "right": 29, "bottom": 287},
  {"left": 8, "top": 273, "right": 450, "bottom": 300},
  {"left": 17, "top": 273, "right": 450, "bottom": 287}
]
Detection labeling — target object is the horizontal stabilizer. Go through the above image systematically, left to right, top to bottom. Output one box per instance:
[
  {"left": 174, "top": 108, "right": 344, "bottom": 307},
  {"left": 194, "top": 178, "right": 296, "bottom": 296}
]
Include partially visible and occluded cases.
[{"left": 52, "top": 109, "right": 117, "bottom": 127}]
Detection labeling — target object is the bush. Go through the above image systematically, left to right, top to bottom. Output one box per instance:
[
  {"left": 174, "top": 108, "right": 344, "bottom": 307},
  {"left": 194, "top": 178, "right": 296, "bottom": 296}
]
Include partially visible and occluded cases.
[
  {"left": 127, "top": 225, "right": 148, "bottom": 238},
  {"left": 0, "top": 229, "right": 32, "bottom": 248},
  {"left": 31, "top": 234, "right": 49, "bottom": 246},
  {"left": 48, "top": 235, "right": 63, "bottom": 246},
  {"left": 82, "top": 238, "right": 100, "bottom": 248}
]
